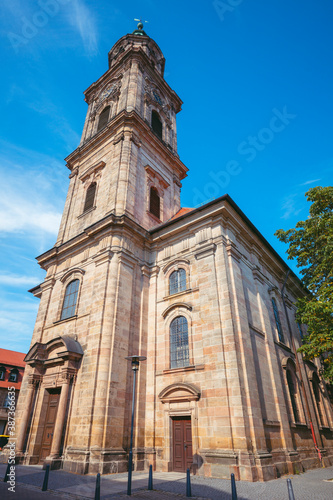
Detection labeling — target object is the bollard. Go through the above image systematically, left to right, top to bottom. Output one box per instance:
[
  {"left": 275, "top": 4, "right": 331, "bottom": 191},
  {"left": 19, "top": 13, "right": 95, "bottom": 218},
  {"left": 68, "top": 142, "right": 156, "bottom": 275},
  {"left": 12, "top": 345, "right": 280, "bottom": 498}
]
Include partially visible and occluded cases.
[
  {"left": 4, "top": 462, "right": 10, "bottom": 483},
  {"left": 42, "top": 464, "right": 50, "bottom": 492},
  {"left": 148, "top": 464, "right": 153, "bottom": 490},
  {"left": 186, "top": 468, "right": 192, "bottom": 497},
  {"left": 95, "top": 472, "right": 101, "bottom": 500},
  {"left": 231, "top": 473, "right": 238, "bottom": 500},
  {"left": 287, "top": 478, "right": 295, "bottom": 500}
]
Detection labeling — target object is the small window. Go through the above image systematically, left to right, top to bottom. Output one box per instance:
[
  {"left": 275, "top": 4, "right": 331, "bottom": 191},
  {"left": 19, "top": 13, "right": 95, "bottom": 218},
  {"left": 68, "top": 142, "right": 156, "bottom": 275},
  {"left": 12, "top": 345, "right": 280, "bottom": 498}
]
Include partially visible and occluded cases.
[
  {"left": 97, "top": 106, "right": 110, "bottom": 132},
  {"left": 151, "top": 110, "right": 162, "bottom": 139},
  {"left": 83, "top": 182, "right": 96, "bottom": 212},
  {"left": 149, "top": 187, "right": 160, "bottom": 219},
  {"left": 169, "top": 269, "right": 187, "bottom": 295},
  {"left": 60, "top": 279, "right": 80, "bottom": 321},
  {"left": 272, "top": 298, "right": 284, "bottom": 343},
  {"left": 170, "top": 316, "right": 190, "bottom": 369},
  {"left": 297, "top": 322, "right": 303, "bottom": 340},
  {"left": 0, "top": 367, "right": 5, "bottom": 381},
  {"left": 8, "top": 369, "right": 18, "bottom": 383},
  {"left": 286, "top": 369, "right": 299, "bottom": 422}
]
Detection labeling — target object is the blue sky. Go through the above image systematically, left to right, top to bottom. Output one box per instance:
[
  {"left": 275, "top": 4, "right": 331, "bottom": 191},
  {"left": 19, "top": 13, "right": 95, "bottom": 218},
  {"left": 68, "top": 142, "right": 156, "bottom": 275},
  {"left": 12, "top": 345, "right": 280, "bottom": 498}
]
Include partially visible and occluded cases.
[{"left": 1, "top": 0, "right": 332, "bottom": 353}]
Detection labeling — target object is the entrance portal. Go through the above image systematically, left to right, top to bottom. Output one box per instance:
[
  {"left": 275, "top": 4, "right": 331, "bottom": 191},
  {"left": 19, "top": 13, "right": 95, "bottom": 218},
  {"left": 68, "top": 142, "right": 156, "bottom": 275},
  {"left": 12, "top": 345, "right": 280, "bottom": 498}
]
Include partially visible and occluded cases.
[
  {"left": 39, "top": 390, "right": 60, "bottom": 462},
  {"left": 172, "top": 416, "right": 193, "bottom": 472}
]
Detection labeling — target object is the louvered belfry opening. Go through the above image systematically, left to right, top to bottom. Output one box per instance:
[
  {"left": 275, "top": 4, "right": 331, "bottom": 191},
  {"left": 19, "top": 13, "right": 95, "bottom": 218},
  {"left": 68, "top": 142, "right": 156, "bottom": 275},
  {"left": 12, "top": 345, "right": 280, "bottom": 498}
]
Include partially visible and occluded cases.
[
  {"left": 97, "top": 105, "right": 110, "bottom": 131},
  {"left": 152, "top": 110, "right": 162, "bottom": 139},
  {"left": 83, "top": 182, "right": 96, "bottom": 212},
  {"left": 149, "top": 187, "right": 160, "bottom": 219}
]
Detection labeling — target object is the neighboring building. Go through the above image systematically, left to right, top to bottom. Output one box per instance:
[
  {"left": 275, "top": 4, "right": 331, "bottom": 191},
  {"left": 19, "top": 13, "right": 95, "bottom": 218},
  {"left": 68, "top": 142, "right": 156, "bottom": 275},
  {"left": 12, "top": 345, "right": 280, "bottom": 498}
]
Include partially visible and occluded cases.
[
  {"left": 10, "top": 24, "right": 333, "bottom": 481},
  {"left": 0, "top": 349, "right": 26, "bottom": 435}
]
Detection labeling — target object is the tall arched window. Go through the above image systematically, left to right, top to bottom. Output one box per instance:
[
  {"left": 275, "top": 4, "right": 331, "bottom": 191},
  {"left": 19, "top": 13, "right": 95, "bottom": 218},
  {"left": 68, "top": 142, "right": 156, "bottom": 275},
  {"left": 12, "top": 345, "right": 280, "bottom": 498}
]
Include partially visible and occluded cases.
[
  {"left": 97, "top": 105, "right": 110, "bottom": 132},
  {"left": 151, "top": 110, "right": 162, "bottom": 139},
  {"left": 83, "top": 182, "right": 96, "bottom": 212},
  {"left": 149, "top": 187, "right": 160, "bottom": 219},
  {"left": 169, "top": 269, "right": 187, "bottom": 295},
  {"left": 60, "top": 279, "right": 80, "bottom": 320},
  {"left": 272, "top": 297, "right": 284, "bottom": 343},
  {"left": 170, "top": 316, "right": 189, "bottom": 369},
  {"left": 286, "top": 369, "right": 299, "bottom": 422},
  {"left": 312, "top": 374, "right": 325, "bottom": 426}
]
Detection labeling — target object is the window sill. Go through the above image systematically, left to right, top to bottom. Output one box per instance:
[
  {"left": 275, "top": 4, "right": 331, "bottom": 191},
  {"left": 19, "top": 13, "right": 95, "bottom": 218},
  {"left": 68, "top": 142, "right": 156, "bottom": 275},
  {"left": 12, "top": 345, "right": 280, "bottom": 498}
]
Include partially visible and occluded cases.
[
  {"left": 78, "top": 206, "right": 96, "bottom": 219},
  {"left": 147, "top": 210, "right": 162, "bottom": 224},
  {"left": 163, "top": 288, "right": 199, "bottom": 301},
  {"left": 53, "top": 315, "right": 78, "bottom": 326},
  {"left": 274, "top": 340, "right": 293, "bottom": 353},
  {"left": 158, "top": 364, "right": 205, "bottom": 376},
  {"left": 290, "top": 422, "right": 308, "bottom": 428}
]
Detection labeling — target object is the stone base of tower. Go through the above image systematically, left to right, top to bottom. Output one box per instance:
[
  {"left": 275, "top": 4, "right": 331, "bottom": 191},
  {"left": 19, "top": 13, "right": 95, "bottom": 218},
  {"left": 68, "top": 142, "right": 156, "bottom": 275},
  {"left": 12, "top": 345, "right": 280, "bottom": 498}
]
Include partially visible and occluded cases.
[{"left": 62, "top": 448, "right": 128, "bottom": 475}]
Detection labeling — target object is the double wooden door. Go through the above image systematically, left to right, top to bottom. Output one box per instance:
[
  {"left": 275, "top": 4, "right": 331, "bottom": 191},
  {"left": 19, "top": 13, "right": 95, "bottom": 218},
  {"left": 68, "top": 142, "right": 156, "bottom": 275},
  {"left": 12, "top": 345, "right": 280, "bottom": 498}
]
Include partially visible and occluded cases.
[
  {"left": 39, "top": 391, "right": 60, "bottom": 462},
  {"left": 172, "top": 417, "right": 193, "bottom": 472}
]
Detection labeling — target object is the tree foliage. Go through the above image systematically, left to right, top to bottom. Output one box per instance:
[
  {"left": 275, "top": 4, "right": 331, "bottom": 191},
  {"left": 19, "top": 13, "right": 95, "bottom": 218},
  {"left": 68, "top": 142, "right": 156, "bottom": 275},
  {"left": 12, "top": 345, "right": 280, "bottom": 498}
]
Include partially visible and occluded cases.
[{"left": 275, "top": 186, "right": 333, "bottom": 381}]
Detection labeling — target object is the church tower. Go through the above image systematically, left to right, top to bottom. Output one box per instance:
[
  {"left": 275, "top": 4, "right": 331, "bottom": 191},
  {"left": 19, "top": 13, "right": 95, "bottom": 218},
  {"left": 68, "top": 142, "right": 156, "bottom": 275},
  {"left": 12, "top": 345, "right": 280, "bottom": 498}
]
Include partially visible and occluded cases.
[{"left": 14, "top": 23, "right": 187, "bottom": 474}]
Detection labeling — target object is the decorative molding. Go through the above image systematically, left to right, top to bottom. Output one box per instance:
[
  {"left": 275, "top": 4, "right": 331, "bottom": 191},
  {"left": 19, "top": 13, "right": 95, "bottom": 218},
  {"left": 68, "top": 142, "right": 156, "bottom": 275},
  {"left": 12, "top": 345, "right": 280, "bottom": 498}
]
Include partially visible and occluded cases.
[
  {"left": 113, "top": 132, "right": 125, "bottom": 145},
  {"left": 79, "top": 161, "right": 106, "bottom": 182},
  {"left": 145, "top": 165, "right": 170, "bottom": 189},
  {"left": 225, "top": 242, "right": 242, "bottom": 262},
  {"left": 194, "top": 243, "right": 216, "bottom": 261},
  {"left": 93, "top": 249, "right": 113, "bottom": 267},
  {"left": 162, "top": 258, "right": 190, "bottom": 274},
  {"left": 60, "top": 267, "right": 85, "bottom": 283},
  {"left": 162, "top": 302, "right": 192, "bottom": 318},
  {"left": 158, "top": 382, "right": 200, "bottom": 404}
]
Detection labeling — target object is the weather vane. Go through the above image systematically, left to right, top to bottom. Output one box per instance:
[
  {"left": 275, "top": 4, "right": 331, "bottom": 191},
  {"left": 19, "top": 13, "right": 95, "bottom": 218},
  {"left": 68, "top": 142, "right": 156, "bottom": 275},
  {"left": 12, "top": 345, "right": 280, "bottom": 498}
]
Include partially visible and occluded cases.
[{"left": 134, "top": 18, "right": 149, "bottom": 31}]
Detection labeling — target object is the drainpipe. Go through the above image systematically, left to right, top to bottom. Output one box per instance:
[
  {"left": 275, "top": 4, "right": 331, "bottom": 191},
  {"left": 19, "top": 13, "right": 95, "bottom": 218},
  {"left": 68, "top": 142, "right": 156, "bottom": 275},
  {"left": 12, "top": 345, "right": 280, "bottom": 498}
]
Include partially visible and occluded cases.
[{"left": 281, "top": 270, "right": 323, "bottom": 466}]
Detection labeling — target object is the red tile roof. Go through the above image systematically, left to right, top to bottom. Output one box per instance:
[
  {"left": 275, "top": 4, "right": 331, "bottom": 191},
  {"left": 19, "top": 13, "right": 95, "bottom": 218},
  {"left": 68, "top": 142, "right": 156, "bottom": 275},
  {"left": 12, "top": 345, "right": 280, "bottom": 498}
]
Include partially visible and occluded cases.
[
  {"left": 169, "top": 207, "right": 195, "bottom": 221},
  {"left": 0, "top": 348, "right": 26, "bottom": 368}
]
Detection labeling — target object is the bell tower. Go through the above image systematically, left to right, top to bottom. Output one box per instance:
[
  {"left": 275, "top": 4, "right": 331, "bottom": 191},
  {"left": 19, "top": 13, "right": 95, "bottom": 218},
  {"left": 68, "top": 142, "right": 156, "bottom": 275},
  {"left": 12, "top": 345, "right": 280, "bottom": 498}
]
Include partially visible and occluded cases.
[{"left": 56, "top": 22, "right": 188, "bottom": 247}]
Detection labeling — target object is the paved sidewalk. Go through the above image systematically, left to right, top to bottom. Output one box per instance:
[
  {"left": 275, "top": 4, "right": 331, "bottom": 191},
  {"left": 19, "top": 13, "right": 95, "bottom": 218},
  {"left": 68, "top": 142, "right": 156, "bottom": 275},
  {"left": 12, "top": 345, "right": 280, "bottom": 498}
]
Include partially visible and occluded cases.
[{"left": 0, "top": 463, "right": 333, "bottom": 499}]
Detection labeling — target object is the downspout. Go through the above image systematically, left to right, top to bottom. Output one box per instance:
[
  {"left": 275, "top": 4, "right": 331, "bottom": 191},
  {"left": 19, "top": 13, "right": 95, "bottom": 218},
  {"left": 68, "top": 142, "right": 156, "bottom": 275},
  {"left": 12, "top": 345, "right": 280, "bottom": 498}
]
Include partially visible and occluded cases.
[{"left": 281, "top": 270, "right": 323, "bottom": 466}]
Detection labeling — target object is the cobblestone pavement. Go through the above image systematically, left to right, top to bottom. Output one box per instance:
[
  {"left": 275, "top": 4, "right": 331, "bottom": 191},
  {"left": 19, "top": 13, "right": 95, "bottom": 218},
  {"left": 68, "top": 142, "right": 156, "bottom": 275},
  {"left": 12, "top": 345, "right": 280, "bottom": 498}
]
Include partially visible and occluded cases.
[{"left": 0, "top": 463, "right": 333, "bottom": 499}]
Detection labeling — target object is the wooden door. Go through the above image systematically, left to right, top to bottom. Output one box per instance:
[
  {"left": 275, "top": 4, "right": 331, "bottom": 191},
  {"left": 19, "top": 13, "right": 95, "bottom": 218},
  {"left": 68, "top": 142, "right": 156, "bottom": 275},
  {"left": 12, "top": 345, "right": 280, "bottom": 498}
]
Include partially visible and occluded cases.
[
  {"left": 39, "top": 391, "right": 60, "bottom": 462},
  {"left": 172, "top": 417, "right": 193, "bottom": 472}
]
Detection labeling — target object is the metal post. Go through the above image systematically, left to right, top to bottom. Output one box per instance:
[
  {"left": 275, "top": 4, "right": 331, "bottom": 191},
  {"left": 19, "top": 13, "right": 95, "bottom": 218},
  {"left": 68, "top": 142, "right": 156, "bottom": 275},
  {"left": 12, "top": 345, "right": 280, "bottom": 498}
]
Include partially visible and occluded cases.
[
  {"left": 125, "top": 355, "right": 146, "bottom": 497},
  {"left": 127, "top": 367, "right": 136, "bottom": 496},
  {"left": 4, "top": 462, "right": 10, "bottom": 482},
  {"left": 42, "top": 464, "right": 50, "bottom": 491},
  {"left": 148, "top": 464, "right": 153, "bottom": 490},
  {"left": 186, "top": 468, "right": 191, "bottom": 497},
  {"left": 95, "top": 472, "right": 100, "bottom": 500},
  {"left": 231, "top": 473, "right": 238, "bottom": 500},
  {"left": 287, "top": 478, "right": 295, "bottom": 500}
]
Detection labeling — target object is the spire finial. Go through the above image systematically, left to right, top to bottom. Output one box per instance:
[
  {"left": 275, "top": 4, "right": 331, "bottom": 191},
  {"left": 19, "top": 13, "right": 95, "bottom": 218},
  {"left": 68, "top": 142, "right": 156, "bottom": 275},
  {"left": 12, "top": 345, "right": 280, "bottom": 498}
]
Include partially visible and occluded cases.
[{"left": 133, "top": 18, "right": 148, "bottom": 35}]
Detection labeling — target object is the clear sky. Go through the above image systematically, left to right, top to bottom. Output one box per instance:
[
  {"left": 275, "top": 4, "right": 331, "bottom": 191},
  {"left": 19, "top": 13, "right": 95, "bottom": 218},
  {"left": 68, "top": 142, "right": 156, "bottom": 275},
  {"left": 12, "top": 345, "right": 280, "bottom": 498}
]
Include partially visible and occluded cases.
[{"left": 1, "top": 0, "right": 332, "bottom": 353}]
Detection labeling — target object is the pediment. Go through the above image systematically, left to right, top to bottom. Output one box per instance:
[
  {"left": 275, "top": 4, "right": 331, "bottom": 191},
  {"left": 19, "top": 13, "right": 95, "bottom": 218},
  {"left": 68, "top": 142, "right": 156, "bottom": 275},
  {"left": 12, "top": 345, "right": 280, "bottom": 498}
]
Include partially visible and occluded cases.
[
  {"left": 25, "top": 336, "right": 83, "bottom": 367},
  {"left": 158, "top": 382, "right": 200, "bottom": 404}
]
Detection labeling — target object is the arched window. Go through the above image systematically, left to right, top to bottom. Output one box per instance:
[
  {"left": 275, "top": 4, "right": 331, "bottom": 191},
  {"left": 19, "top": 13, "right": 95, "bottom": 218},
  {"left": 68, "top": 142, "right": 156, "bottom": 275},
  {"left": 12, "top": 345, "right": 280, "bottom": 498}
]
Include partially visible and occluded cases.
[
  {"left": 97, "top": 105, "right": 110, "bottom": 132},
  {"left": 151, "top": 110, "right": 162, "bottom": 139},
  {"left": 83, "top": 182, "right": 96, "bottom": 212},
  {"left": 149, "top": 187, "right": 160, "bottom": 219},
  {"left": 169, "top": 269, "right": 187, "bottom": 295},
  {"left": 60, "top": 279, "right": 80, "bottom": 321},
  {"left": 272, "top": 297, "right": 284, "bottom": 343},
  {"left": 170, "top": 316, "right": 190, "bottom": 369},
  {"left": 0, "top": 366, "right": 5, "bottom": 381},
  {"left": 8, "top": 369, "right": 18, "bottom": 383},
  {"left": 286, "top": 369, "right": 299, "bottom": 422},
  {"left": 312, "top": 374, "right": 325, "bottom": 426}
]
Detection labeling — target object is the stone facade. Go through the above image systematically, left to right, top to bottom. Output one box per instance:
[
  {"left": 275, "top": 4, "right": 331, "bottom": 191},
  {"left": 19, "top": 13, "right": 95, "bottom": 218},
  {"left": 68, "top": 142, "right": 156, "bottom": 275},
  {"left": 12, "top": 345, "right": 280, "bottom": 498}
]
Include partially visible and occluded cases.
[{"left": 10, "top": 26, "right": 333, "bottom": 481}]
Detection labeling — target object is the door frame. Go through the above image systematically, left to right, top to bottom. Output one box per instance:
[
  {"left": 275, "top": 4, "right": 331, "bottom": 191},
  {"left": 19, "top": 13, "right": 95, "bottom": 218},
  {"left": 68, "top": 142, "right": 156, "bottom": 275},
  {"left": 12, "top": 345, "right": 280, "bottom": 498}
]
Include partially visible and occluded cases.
[
  {"left": 38, "top": 388, "right": 61, "bottom": 463},
  {"left": 172, "top": 416, "right": 193, "bottom": 472}
]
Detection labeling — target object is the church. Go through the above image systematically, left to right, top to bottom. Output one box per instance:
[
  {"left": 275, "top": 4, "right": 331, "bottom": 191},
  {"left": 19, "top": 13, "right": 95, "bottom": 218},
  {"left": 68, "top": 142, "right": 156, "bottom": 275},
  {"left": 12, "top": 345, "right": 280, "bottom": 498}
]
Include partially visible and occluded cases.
[{"left": 11, "top": 23, "right": 333, "bottom": 481}]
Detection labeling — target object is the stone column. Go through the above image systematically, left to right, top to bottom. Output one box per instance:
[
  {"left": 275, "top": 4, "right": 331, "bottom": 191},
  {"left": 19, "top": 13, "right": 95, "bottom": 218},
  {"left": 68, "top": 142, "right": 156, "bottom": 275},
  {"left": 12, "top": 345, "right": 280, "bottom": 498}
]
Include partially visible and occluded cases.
[
  {"left": 49, "top": 374, "right": 71, "bottom": 459},
  {"left": 16, "top": 375, "right": 40, "bottom": 454}
]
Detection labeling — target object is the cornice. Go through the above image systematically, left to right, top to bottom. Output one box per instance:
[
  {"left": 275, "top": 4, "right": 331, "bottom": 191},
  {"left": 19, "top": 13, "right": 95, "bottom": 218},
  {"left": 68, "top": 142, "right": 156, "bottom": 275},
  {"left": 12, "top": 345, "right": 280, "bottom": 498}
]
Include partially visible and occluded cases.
[{"left": 64, "top": 110, "right": 188, "bottom": 181}]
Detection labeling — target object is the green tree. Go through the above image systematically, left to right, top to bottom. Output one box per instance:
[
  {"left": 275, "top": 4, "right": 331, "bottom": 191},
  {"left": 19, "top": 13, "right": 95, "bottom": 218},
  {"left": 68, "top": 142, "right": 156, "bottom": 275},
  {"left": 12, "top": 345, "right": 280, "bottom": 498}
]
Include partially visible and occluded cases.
[{"left": 275, "top": 186, "right": 333, "bottom": 381}]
